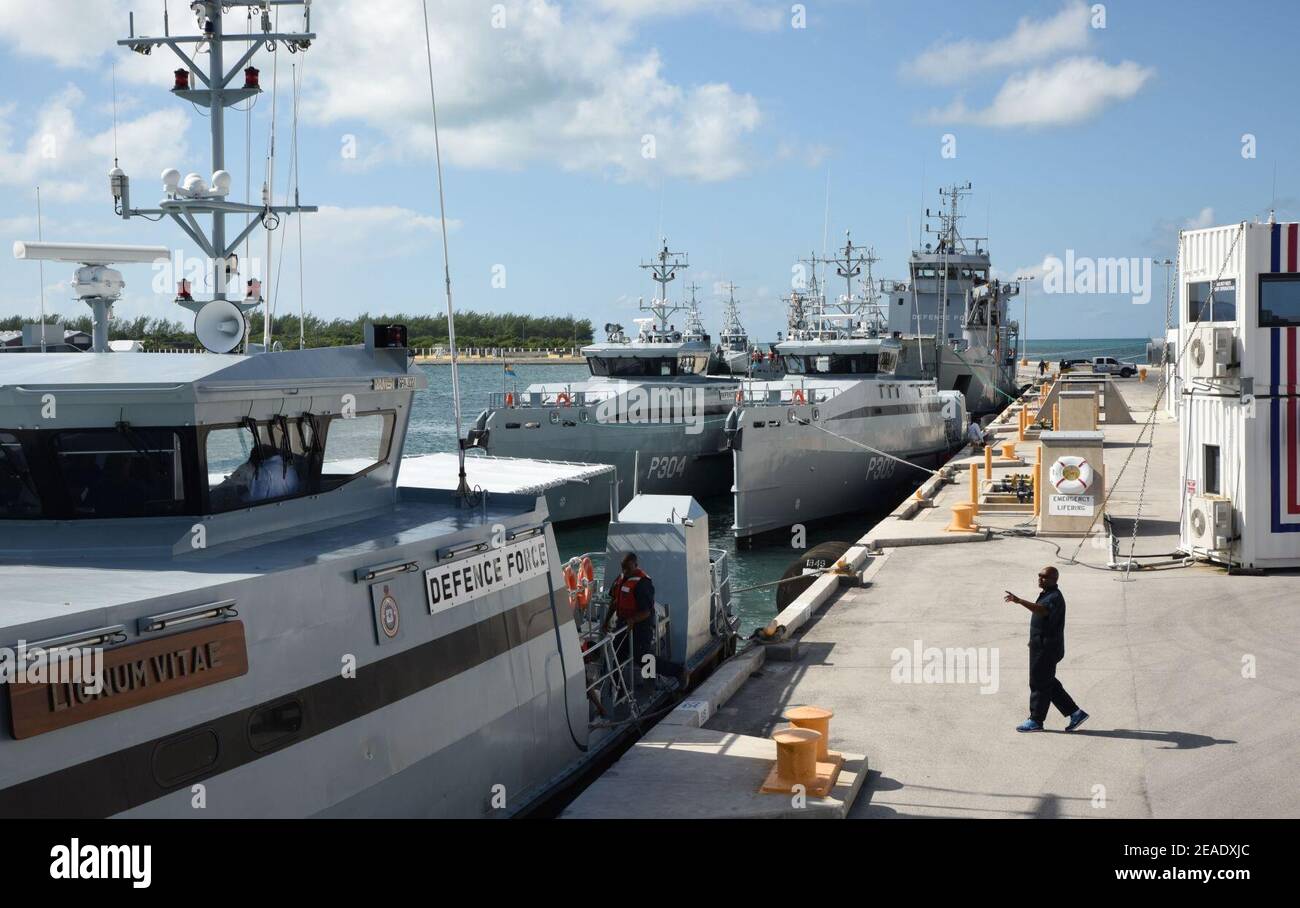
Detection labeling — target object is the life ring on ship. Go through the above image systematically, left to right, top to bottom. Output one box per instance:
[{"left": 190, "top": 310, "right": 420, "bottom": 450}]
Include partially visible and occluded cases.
[
  {"left": 735, "top": 389, "right": 744, "bottom": 404},
  {"left": 793, "top": 389, "right": 806, "bottom": 405},
  {"left": 504, "top": 392, "right": 514, "bottom": 407},
  {"left": 557, "top": 392, "right": 572, "bottom": 407},
  {"left": 1048, "top": 456, "right": 1094, "bottom": 495},
  {"left": 563, "top": 556, "right": 595, "bottom": 609}
]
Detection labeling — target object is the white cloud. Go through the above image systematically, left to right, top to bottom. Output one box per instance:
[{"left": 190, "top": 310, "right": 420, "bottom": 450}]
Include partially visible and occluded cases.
[
  {"left": 303, "top": 0, "right": 761, "bottom": 182},
  {"left": 592, "top": 0, "right": 786, "bottom": 31},
  {"left": 0, "top": 1, "right": 765, "bottom": 183},
  {"left": 904, "top": 1, "right": 1092, "bottom": 85},
  {"left": 927, "top": 57, "right": 1153, "bottom": 128},
  {"left": 0, "top": 83, "right": 189, "bottom": 202},
  {"left": 305, "top": 205, "right": 457, "bottom": 265},
  {"left": 1183, "top": 207, "right": 1215, "bottom": 230}
]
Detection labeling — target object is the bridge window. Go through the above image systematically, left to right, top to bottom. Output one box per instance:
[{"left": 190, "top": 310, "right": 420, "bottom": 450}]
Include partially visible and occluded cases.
[
  {"left": 588, "top": 356, "right": 678, "bottom": 377},
  {"left": 320, "top": 412, "right": 394, "bottom": 490},
  {"left": 53, "top": 427, "right": 189, "bottom": 518},
  {"left": 0, "top": 432, "right": 41, "bottom": 518}
]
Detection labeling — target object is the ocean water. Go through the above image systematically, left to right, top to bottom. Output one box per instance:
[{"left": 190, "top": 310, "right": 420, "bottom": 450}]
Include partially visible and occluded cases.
[{"left": 404, "top": 338, "right": 1148, "bottom": 634}]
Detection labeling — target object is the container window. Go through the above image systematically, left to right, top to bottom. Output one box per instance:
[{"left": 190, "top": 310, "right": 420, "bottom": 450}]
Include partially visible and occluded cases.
[
  {"left": 1259, "top": 274, "right": 1300, "bottom": 328},
  {"left": 1187, "top": 279, "right": 1236, "bottom": 323},
  {"left": 1203, "top": 444, "right": 1221, "bottom": 496}
]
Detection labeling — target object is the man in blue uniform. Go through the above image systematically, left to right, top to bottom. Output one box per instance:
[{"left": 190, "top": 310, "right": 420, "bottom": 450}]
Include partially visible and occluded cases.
[{"left": 1004, "top": 566, "right": 1089, "bottom": 733}]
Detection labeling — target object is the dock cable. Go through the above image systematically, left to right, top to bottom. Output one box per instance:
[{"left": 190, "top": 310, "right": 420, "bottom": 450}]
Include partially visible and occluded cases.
[
  {"left": 790, "top": 416, "right": 943, "bottom": 478},
  {"left": 992, "top": 527, "right": 1192, "bottom": 573},
  {"left": 729, "top": 566, "right": 834, "bottom": 595},
  {"left": 544, "top": 568, "right": 588, "bottom": 753}
]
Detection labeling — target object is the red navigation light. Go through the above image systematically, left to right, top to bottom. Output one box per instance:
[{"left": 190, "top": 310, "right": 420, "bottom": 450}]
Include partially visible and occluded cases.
[
  {"left": 243, "top": 66, "right": 260, "bottom": 90},
  {"left": 173, "top": 69, "right": 190, "bottom": 91},
  {"left": 245, "top": 278, "right": 262, "bottom": 299},
  {"left": 177, "top": 280, "right": 192, "bottom": 300}
]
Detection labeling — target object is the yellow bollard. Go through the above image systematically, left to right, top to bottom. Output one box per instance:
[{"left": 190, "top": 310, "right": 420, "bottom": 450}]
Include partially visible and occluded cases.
[
  {"left": 1139, "top": 367, "right": 1148, "bottom": 382},
  {"left": 1052, "top": 402, "right": 1059, "bottom": 429},
  {"left": 1018, "top": 407, "right": 1027, "bottom": 442},
  {"left": 1001, "top": 441, "right": 1017, "bottom": 461},
  {"left": 984, "top": 443, "right": 993, "bottom": 480},
  {"left": 1033, "top": 461, "right": 1042, "bottom": 518},
  {"left": 969, "top": 462, "right": 979, "bottom": 516},
  {"left": 946, "top": 502, "right": 978, "bottom": 532},
  {"left": 785, "top": 706, "right": 835, "bottom": 762},
  {"left": 765, "top": 727, "right": 821, "bottom": 791}
]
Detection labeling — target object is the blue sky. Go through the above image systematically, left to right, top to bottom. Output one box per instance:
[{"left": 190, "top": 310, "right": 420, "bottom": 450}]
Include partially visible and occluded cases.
[{"left": 0, "top": 0, "right": 1295, "bottom": 343}]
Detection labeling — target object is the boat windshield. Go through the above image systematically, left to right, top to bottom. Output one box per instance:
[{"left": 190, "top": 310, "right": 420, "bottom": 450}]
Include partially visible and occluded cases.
[
  {"left": 783, "top": 353, "right": 884, "bottom": 375},
  {"left": 588, "top": 356, "right": 679, "bottom": 377},
  {"left": 0, "top": 412, "right": 394, "bottom": 520}
]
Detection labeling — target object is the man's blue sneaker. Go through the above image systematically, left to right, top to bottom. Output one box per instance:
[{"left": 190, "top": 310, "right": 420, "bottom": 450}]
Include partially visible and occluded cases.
[
  {"left": 1065, "top": 710, "right": 1090, "bottom": 732},
  {"left": 1016, "top": 719, "right": 1044, "bottom": 732}
]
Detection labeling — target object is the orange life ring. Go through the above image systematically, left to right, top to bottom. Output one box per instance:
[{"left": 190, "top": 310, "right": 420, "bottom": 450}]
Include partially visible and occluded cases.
[
  {"left": 793, "top": 389, "right": 806, "bottom": 405},
  {"left": 504, "top": 392, "right": 514, "bottom": 407},
  {"left": 557, "top": 392, "right": 572, "bottom": 407},
  {"left": 563, "top": 561, "right": 579, "bottom": 591}
]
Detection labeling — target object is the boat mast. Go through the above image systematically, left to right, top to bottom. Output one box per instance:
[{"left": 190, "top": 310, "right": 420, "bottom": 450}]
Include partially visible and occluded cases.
[
  {"left": 113, "top": 2, "right": 316, "bottom": 350},
  {"left": 814, "top": 232, "right": 879, "bottom": 336},
  {"left": 638, "top": 241, "right": 690, "bottom": 332}
]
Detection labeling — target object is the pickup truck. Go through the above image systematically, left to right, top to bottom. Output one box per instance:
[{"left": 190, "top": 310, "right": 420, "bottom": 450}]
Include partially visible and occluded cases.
[{"left": 1059, "top": 356, "right": 1136, "bottom": 377}]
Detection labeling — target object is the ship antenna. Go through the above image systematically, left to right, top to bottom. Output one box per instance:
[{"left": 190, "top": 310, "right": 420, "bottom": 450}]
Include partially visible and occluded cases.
[
  {"left": 422, "top": 0, "right": 470, "bottom": 500},
  {"left": 263, "top": 1, "right": 280, "bottom": 348},
  {"left": 35, "top": 186, "right": 46, "bottom": 352}
]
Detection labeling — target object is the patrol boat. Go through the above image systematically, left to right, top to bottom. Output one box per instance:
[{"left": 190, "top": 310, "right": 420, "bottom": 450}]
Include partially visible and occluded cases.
[
  {"left": 0, "top": 1, "right": 736, "bottom": 818},
  {"left": 885, "top": 183, "right": 1022, "bottom": 415},
  {"left": 726, "top": 235, "right": 966, "bottom": 538},
  {"left": 467, "top": 244, "right": 742, "bottom": 504},
  {"left": 714, "top": 283, "right": 782, "bottom": 377}
]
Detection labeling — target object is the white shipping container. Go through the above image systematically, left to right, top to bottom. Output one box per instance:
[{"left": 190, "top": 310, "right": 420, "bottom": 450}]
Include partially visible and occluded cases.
[{"left": 1177, "top": 219, "right": 1300, "bottom": 568}]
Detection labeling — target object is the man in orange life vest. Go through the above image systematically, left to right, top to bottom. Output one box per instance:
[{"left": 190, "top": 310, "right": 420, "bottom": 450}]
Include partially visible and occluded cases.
[{"left": 601, "top": 552, "right": 656, "bottom": 687}]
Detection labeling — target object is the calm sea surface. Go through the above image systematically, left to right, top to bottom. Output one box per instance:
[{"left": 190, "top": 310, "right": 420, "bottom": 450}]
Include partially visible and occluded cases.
[{"left": 405, "top": 338, "right": 1149, "bottom": 634}]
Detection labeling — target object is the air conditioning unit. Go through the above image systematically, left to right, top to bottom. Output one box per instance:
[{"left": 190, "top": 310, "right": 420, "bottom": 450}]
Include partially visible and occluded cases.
[
  {"left": 1187, "top": 326, "right": 1236, "bottom": 379},
  {"left": 1187, "top": 494, "right": 1233, "bottom": 550}
]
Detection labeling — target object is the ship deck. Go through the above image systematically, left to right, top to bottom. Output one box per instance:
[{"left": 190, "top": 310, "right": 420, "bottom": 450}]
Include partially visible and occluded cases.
[{"left": 0, "top": 487, "right": 535, "bottom": 630}]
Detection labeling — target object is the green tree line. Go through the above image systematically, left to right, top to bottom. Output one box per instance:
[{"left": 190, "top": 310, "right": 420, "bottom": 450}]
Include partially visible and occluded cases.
[{"left": 1, "top": 311, "right": 593, "bottom": 350}]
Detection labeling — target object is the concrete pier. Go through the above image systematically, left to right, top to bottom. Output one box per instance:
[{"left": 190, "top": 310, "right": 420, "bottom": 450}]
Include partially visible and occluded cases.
[{"left": 564, "top": 375, "right": 1300, "bottom": 819}]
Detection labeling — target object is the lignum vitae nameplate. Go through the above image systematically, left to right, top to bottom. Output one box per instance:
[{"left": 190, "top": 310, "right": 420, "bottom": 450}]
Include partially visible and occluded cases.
[{"left": 7, "top": 621, "right": 249, "bottom": 739}]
